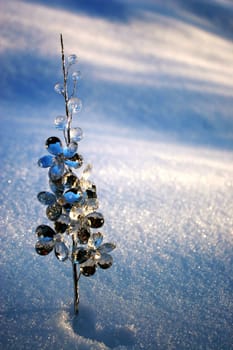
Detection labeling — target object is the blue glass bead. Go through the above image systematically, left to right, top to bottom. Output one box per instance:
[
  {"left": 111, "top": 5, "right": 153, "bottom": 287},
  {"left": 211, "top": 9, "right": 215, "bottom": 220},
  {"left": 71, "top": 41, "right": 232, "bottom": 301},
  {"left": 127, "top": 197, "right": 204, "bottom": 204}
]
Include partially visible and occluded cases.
[
  {"left": 45, "top": 137, "right": 63, "bottom": 155},
  {"left": 63, "top": 142, "right": 78, "bottom": 158},
  {"left": 64, "top": 154, "right": 83, "bottom": 169},
  {"left": 38, "top": 155, "right": 54, "bottom": 168},
  {"left": 49, "top": 161, "right": 64, "bottom": 181},
  {"left": 63, "top": 188, "right": 82, "bottom": 204},
  {"left": 37, "top": 191, "right": 56, "bottom": 205}
]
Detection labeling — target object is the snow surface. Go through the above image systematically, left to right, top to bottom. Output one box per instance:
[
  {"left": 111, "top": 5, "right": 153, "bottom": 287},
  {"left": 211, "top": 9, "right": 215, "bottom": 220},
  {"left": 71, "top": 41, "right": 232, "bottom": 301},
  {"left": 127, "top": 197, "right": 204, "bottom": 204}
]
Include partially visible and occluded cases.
[{"left": 0, "top": 0, "right": 233, "bottom": 349}]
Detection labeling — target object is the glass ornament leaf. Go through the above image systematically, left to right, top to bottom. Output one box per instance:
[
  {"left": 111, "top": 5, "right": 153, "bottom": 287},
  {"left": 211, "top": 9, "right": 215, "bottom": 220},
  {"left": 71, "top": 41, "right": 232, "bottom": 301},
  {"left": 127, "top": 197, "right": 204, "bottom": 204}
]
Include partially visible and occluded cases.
[
  {"left": 67, "top": 54, "right": 77, "bottom": 65},
  {"left": 72, "top": 71, "right": 81, "bottom": 81},
  {"left": 54, "top": 83, "right": 64, "bottom": 95},
  {"left": 67, "top": 97, "right": 82, "bottom": 114},
  {"left": 54, "top": 115, "right": 67, "bottom": 130},
  {"left": 70, "top": 127, "right": 83, "bottom": 142},
  {"left": 45, "top": 137, "right": 63, "bottom": 155},
  {"left": 63, "top": 142, "right": 78, "bottom": 158},
  {"left": 64, "top": 153, "right": 83, "bottom": 169},
  {"left": 38, "top": 155, "right": 54, "bottom": 168},
  {"left": 49, "top": 160, "right": 64, "bottom": 181},
  {"left": 82, "top": 164, "right": 92, "bottom": 180},
  {"left": 62, "top": 172, "right": 79, "bottom": 189},
  {"left": 49, "top": 178, "right": 64, "bottom": 195},
  {"left": 86, "top": 184, "right": 97, "bottom": 199},
  {"left": 63, "top": 188, "right": 82, "bottom": 204},
  {"left": 37, "top": 191, "right": 56, "bottom": 205},
  {"left": 46, "top": 203, "right": 62, "bottom": 221},
  {"left": 69, "top": 206, "right": 83, "bottom": 221},
  {"left": 86, "top": 212, "right": 104, "bottom": 228},
  {"left": 54, "top": 221, "right": 68, "bottom": 233},
  {"left": 35, "top": 224, "right": 56, "bottom": 238},
  {"left": 78, "top": 227, "right": 91, "bottom": 244},
  {"left": 88, "top": 232, "right": 103, "bottom": 249},
  {"left": 35, "top": 237, "right": 55, "bottom": 256},
  {"left": 54, "top": 241, "right": 69, "bottom": 261},
  {"left": 98, "top": 242, "right": 116, "bottom": 253},
  {"left": 72, "top": 247, "right": 90, "bottom": 264},
  {"left": 97, "top": 253, "right": 113, "bottom": 269},
  {"left": 80, "top": 265, "right": 96, "bottom": 277}
]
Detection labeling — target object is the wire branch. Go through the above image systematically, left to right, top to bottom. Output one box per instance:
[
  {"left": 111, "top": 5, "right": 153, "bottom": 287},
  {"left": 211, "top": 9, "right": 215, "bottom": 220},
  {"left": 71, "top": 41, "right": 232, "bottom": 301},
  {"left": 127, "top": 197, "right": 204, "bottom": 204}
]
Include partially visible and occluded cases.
[{"left": 60, "top": 33, "right": 71, "bottom": 144}]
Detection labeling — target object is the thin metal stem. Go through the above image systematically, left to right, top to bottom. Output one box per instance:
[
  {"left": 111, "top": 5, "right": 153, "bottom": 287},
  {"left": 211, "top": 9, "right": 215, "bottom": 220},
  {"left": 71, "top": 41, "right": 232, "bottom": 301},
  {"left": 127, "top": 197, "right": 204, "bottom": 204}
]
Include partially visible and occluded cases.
[
  {"left": 60, "top": 33, "right": 71, "bottom": 144},
  {"left": 60, "top": 34, "right": 80, "bottom": 314},
  {"left": 73, "top": 262, "right": 81, "bottom": 314}
]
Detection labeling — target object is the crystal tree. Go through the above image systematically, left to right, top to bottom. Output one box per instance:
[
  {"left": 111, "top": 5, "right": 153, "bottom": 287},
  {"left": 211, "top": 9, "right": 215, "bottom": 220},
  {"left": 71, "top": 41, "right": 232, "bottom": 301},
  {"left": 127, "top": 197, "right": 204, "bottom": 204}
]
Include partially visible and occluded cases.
[{"left": 35, "top": 34, "right": 116, "bottom": 314}]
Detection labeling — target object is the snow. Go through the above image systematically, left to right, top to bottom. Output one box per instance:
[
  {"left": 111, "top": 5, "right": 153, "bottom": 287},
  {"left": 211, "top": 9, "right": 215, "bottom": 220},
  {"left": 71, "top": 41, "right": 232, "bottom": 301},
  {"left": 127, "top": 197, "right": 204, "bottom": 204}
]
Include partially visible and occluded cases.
[{"left": 0, "top": 0, "right": 233, "bottom": 349}]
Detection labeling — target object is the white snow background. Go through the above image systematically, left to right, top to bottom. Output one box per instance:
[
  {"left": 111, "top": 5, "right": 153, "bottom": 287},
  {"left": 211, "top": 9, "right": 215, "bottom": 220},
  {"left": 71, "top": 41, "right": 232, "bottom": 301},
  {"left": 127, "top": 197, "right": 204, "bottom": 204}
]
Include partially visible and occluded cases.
[{"left": 0, "top": 0, "right": 233, "bottom": 349}]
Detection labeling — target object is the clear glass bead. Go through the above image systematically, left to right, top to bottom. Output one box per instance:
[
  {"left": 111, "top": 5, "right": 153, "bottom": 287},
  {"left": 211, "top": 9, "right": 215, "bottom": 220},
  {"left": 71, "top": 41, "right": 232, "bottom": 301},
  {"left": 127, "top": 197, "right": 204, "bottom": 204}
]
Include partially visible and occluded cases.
[
  {"left": 67, "top": 54, "right": 77, "bottom": 65},
  {"left": 72, "top": 71, "right": 81, "bottom": 81},
  {"left": 54, "top": 83, "right": 64, "bottom": 95},
  {"left": 67, "top": 97, "right": 82, "bottom": 114},
  {"left": 54, "top": 115, "right": 67, "bottom": 130},
  {"left": 70, "top": 127, "right": 83, "bottom": 142},
  {"left": 46, "top": 203, "right": 62, "bottom": 221},
  {"left": 86, "top": 212, "right": 104, "bottom": 228},
  {"left": 35, "top": 225, "right": 56, "bottom": 238},
  {"left": 88, "top": 232, "right": 103, "bottom": 249},
  {"left": 35, "top": 237, "right": 55, "bottom": 256},
  {"left": 54, "top": 241, "right": 69, "bottom": 261},
  {"left": 97, "top": 253, "right": 113, "bottom": 269}
]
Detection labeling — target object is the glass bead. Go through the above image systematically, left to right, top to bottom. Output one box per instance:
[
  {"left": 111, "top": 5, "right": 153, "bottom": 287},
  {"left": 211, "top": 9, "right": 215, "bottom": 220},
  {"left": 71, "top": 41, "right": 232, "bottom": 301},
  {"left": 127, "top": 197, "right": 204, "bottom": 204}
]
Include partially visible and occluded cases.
[
  {"left": 67, "top": 54, "right": 77, "bottom": 65},
  {"left": 72, "top": 71, "right": 81, "bottom": 81},
  {"left": 54, "top": 83, "right": 64, "bottom": 95},
  {"left": 67, "top": 97, "right": 82, "bottom": 114},
  {"left": 54, "top": 115, "right": 67, "bottom": 130},
  {"left": 70, "top": 127, "right": 83, "bottom": 142},
  {"left": 45, "top": 137, "right": 63, "bottom": 155},
  {"left": 63, "top": 142, "right": 78, "bottom": 158},
  {"left": 64, "top": 153, "right": 83, "bottom": 169},
  {"left": 38, "top": 155, "right": 54, "bottom": 168},
  {"left": 49, "top": 160, "right": 64, "bottom": 181},
  {"left": 63, "top": 188, "right": 82, "bottom": 204},
  {"left": 37, "top": 191, "right": 56, "bottom": 205},
  {"left": 46, "top": 203, "right": 62, "bottom": 221},
  {"left": 86, "top": 212, "right": 104, "bottom": 228},
  {"left": 35, "top": 225, "right": 56, "bottom": 238},
  {"left": 88, "top": 232, "right": 103, "bottom": 249},
  {"left": 35, "top": 237, "right": 55, "bottom": 256},
  {"left": 54, "top": 241, "right": 69, "bottom": 261},
  {"left": 98, "top": 242, "right": 116, "bottom": 253},
  {"left": 72, "top": 247, "right": 90, "bottom": 264},
  {"left": 97, "top": 253, "right": 113, "bottom": 269}
]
